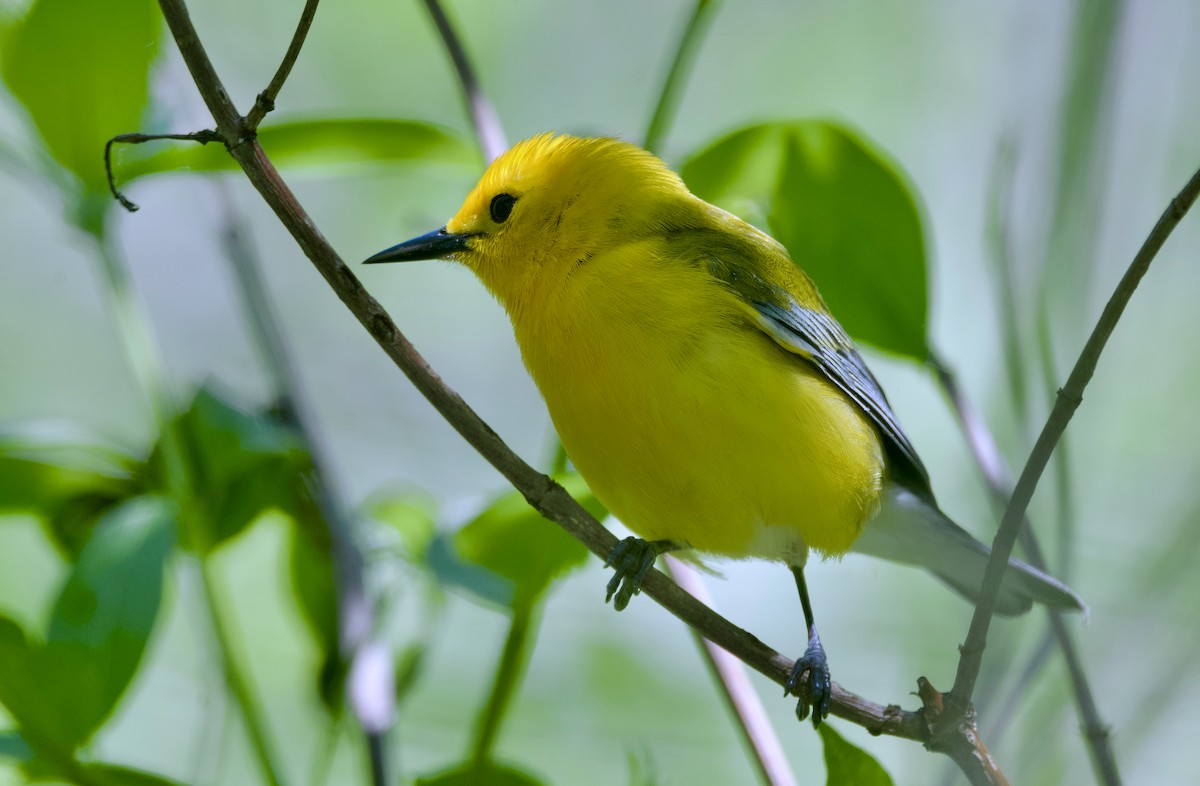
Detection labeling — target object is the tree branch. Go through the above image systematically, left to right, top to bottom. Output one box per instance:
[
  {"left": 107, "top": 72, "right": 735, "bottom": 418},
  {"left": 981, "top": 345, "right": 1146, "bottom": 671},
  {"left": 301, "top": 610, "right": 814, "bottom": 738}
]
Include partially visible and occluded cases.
[
  {"left": 151, "top": 0, "right": 935, "bottom": 751},
  {"left": 244, "top": 0, "right": 320, "bottom": 132},
  {"left": 105, "top": 130, "right": 221, "bottom": 211},
  {"left": 938, "top": 163, "right": 1200, "bottom": 741},
  {"left": 929, "top": 353, "right": 1120, "bottom": 786}
]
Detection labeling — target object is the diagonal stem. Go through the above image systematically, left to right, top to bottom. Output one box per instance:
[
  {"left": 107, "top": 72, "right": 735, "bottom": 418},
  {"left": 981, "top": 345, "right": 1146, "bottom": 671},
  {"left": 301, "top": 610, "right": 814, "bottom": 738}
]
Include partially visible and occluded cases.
[
  {"left": 643, "top": 0, "right": 719, "bottom": 155},
  {"left": 939, "top": 163, "right": 1200, "bottom": 742},
  {"left": 929, "top": 353, "right": 1120, "bottom": 786}
]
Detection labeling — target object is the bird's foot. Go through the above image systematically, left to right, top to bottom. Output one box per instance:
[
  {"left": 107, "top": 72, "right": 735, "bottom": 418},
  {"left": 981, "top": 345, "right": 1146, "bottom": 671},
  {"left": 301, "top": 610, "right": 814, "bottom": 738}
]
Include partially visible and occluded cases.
[
  {"left": 605, "top": 537, "right": 671, "bottom": 611},
  {"left": 785, "top": 633, "right": 831, "bottom": 727}
]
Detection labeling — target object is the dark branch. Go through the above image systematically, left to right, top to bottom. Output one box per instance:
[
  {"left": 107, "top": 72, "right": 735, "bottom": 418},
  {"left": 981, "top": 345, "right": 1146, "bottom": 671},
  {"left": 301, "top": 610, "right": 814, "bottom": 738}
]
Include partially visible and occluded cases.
[
  {"left": 244, "top": 0, "right": 320, "bottom": 131},
  {"left": 105, "top": 130, "right": 220, "bottom": 211},
  {"left": 938, "top": 164, "right": 1200, "bottom": 740},
  {"left": 929, "top": 353, "right": 1122, "bottom": 786}
]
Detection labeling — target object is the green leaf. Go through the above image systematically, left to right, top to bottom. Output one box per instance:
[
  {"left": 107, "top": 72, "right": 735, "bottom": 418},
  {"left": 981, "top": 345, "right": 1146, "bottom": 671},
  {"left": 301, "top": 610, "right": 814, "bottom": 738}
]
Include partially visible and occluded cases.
[
  {"left": 0, "top": 0, "right": 159, "bottom": 194},
  {"left": 114, "top": 119, "right": 476, "bottom": 183},
  {"left": 682, "top": 121, "right": 929, "bottom": 360},
  {"left": 159, "top": 385, "right": 308, "bottom": 552},
  {"left": 0, "top": 422, "right": 139, "bottom": 513},
  {"left": 0, "top": 422, "right": 143, "bottom": 559},
  {"left": 442, "top": 474, "right": 602, "bottom": 612},
  {"left": 368, "top": 492, "right": 438, "bottom": 563},
  {"left": 42, "top": 495, "right": 175, "bottom": 749},
  {"left": 287, "top": 498, "right": 344, "bottom": 714},
  {"left": 0, "top": 617, "right": 67, "bottom": 756},
  {"left": 818, "top": 723, "right": 894, "bottom": 786},
  {"left": 0, "top": 731, "right": 32, "bottom": 763},
  {"left": 416, "top": 761, "right": 546, "bottom": 786},
  {"left": 77, "top": 762, "right": 188, "bottom": 786}
]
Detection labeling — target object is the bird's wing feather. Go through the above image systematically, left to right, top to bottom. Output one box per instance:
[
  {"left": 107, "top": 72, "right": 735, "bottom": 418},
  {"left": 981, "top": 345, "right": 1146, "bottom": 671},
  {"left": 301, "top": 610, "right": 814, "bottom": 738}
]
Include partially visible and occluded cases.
[
  {"left": 694, "top": 227, "right": 934, "bottom": 501},
  {"left": 750, "top": 300, "right": 934, "bottom": 500}
]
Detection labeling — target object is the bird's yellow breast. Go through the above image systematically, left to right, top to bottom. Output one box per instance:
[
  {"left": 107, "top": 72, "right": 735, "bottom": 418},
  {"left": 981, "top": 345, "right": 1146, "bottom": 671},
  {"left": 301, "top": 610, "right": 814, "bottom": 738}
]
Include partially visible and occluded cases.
[{"left": 513, "top": 237, "right": 885, "bottom": 561}]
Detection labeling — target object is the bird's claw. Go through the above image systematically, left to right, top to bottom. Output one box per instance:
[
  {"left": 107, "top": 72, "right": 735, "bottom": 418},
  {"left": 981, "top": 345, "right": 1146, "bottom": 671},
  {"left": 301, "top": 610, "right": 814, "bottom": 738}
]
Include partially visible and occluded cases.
[
  {"left": 604, "top": 536, "right": 659, "bottom": 611},
  {"left": 785, "top": 640, "right": 831, "bottom": 727}
]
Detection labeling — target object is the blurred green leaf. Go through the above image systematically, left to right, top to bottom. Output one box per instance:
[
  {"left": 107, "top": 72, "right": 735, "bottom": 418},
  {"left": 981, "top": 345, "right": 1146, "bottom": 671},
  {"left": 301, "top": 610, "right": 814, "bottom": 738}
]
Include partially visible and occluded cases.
[
  {"left": 0, "top": 0, "right": 159, "bottom": 194},
  {"left": 114, "top": 119, "right": 476, "bottom": 183},
  {"left": 682, "top": 121, "right": 929, "bottom": 360},
  {"left": 159, "top": 385, "right": 308, "bottom": 552},
  {"left": 0, "top": 422, "right": 139, "bottom": 513},
  {"left": 0, "top": 422, "right": 143, "bottom": 559},
  {"left": 442, "top": 474, "right": 602, "bottom": 612},
  {"left": 369, "top": 492, "right": 438, "bottom": 563},
  {"left": 42, "top": 495, "right": 175, "bottom": 749},
  {"left": 287, "top": 498, "right": 344, "bottom": 714},
  {"left": 0, "top": 617, "right": 67, "bottom": 756},
  {"left": 393, "top": 641, "right": 429, "bottom": 706},
  {"left": 818, "top": 723, "right": 894, "bottom": 786},
  {"left": 0, "top": 731, "right": 32, "bottom": 763},
  {"left": 416, "top": 761, "right": 546, "bottom": 786},
  {"left": 77, "top": 762, "right": 188, "bottom": 786}
]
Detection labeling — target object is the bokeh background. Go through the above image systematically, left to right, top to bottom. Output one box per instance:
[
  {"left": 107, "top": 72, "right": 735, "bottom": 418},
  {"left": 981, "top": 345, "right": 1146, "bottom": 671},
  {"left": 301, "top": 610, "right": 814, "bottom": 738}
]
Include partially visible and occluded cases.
[{"left": 2, "top": 0, "right": 1199, "bottom": 784}]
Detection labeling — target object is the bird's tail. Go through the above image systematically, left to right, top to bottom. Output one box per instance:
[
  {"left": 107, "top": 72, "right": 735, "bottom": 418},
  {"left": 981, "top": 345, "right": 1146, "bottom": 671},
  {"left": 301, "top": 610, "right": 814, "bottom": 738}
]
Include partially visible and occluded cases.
[{"left": 852, "top": 485, "right": 1085, "bottom": 616}]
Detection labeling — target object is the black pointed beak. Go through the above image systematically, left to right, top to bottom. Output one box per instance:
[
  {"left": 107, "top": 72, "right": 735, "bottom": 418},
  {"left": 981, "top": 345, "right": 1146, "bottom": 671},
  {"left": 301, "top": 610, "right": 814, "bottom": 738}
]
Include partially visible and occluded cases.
[{"left": 363, "top": 227, "right": 474, "bottom": 264}]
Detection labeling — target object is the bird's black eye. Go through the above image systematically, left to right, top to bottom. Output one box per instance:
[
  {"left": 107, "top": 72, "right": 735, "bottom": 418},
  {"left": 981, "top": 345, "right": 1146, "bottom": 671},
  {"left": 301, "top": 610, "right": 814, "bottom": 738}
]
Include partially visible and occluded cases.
[{"left": 490, "top": 193, "right": 516, "bottom": 224}]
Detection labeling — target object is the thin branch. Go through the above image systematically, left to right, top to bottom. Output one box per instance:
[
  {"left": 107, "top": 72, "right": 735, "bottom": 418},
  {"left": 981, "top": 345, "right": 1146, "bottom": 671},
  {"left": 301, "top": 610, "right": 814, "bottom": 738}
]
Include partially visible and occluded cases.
[
  {"left": 153, "top": 0, "right": 934, "bottom": 751},
  {"left": 244, "top": 0, "right": 320, "bottom": 131},
  {"left": 418, "top": 0, "right": 506, "bottom": 162},
  {"left": 643, "top": 0, "right": 719, "bottom": 154},
  {"left": 105, "top": 130, "right": 221, "bottom": 211},
  {"left": 938, "top": 164, "right": 1200, "bottom": 741},
  {"left": 215, "top": 189, "right": 391, "bottom": 786},
  {"left": 929, "top": 353, "right": 1120, "bottom": 786},
  {"left": 665, "top": 557, "right": 797, "bottom": 786}
]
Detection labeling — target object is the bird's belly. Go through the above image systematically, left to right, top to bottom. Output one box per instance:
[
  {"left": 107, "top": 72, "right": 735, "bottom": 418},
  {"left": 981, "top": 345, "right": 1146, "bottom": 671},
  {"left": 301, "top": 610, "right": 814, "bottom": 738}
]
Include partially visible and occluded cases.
[{"left": 532, "top": 329, "right": 885, "bottom": 561}]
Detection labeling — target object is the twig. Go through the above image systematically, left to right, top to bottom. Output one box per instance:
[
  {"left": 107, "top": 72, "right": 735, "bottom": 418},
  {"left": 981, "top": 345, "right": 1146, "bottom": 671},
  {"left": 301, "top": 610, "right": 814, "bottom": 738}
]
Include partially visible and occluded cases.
[
  {"left": 152, "top": 0, "right": 934, "bottom": 751},
  {"left": 244, "top": 0, "right": 320, "bottom": 131},
  {"left": 418, "top": 0, "right": 506, "bottom": 163},
  {"left": 643, "top": 0, "right": 719, "bottom": 155},
  {"left": 105, "top": 130, "right": 221, "bottom": 211},
  {"left": 938, "top": 164, "right": 1200, "bottom": 743},
  {"left": 215, "top": 189, "right": 391, "bottom": 786},
  {"left": 929, "top": 353, "right": 1121, "bottom": 786},
  {"left": 665, "top": 557, "right": 797, "bottom": 786}
]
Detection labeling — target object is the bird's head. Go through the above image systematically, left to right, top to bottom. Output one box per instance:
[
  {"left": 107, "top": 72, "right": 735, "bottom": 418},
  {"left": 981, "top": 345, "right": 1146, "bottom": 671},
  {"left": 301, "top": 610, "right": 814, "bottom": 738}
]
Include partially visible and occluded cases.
[{"left": 365, "top": 133, "right": 701, "bottom": 310}]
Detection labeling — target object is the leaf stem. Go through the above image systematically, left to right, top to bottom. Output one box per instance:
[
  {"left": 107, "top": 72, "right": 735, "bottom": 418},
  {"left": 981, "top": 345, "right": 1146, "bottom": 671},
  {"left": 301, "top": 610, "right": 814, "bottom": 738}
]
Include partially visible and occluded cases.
[
  {"left": 419, "top": 0, "right": 506, "bottom": 162},
  {"left": 643, "top": 0, "right": 719, "bottom": 155},
  {"left": 197, "top": 556, "right": 289, "bottom": 786},
  {"left": 665, "top": 557, "right": 797, "bottom": 786},
  {"left": 469, "top": 607, "right": 537, "bottom": 770}
]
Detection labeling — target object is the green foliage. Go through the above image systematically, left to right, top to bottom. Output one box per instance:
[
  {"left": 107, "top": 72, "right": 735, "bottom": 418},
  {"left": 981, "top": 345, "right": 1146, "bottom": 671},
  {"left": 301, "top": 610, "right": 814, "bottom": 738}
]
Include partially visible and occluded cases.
[
  {"left": 0, "top": 0, "right": 159, "bottom": 196},
  {"left": 114, "top": 119, "right": 476, "bottom": 183},
  {"left": 683, "top": 121, "right": 929, "bottom": 360},
  {"left": 158, "top": 385, "right": 308, "bottom": 552},
  {"left": 0, "top": 423, "right": 141, "bottom": 559},
  {"left": 436, "top": 474, "right": 602, "bottom": 613},
  {"left": 0, "top": 496, "right": 174, "bottom": 758},
  {"left": 818, "top": 723, "right": 895, "bottom": 786},
  {"left": 416, "top": 761, "right": 546, "bottom": 786}
]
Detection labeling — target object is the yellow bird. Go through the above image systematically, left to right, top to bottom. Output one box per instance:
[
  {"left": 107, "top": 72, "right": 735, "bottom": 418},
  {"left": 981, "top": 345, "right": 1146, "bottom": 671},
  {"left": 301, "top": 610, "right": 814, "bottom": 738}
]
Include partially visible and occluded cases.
[{"left": 366, "top": 133, "right": 1083, "bottom": 725}]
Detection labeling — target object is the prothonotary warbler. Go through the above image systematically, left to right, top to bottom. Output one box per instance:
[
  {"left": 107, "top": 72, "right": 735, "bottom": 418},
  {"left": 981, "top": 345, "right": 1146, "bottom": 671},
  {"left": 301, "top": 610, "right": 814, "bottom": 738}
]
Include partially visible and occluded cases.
[{"left": 365, "top": 133, "right": 1084, "bottom": 725}]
